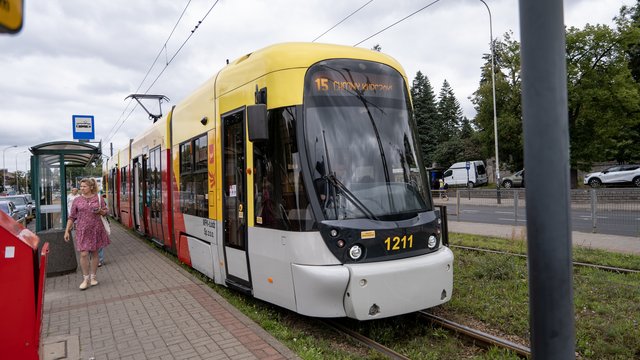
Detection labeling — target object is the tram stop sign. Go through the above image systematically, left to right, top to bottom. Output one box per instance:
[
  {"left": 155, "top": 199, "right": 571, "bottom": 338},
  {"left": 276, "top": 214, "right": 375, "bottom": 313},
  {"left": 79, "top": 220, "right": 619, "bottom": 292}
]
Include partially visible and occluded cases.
[{"left": 72, "top": 115, "right": 95, "bottom": 140}]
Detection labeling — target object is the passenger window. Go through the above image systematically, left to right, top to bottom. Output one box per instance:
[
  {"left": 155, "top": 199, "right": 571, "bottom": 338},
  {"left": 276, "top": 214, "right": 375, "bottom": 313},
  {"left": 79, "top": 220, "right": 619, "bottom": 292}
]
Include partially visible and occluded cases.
[
  {"left": 180, "top": 134, "right": 208, "bottom": 217},
  {"left": 146, "top": 146, "right": 162, "bottom": 220},
  {"left": 121, "top": 166, "right": 128, "bottom": 201}
]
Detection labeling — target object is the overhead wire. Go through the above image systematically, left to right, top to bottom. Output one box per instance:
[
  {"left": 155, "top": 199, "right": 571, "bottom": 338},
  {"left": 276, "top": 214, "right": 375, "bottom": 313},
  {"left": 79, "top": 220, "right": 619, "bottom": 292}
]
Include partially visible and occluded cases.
[
  {"left": 104, "top": 0, "right": 193, "bottom": 146},
  {"left": 105, "top": 0, "right": 221, "bottom": 149},
  {"left": 106, "top": 0, "right": 440, "bottom": 152},
  {"left": 142, "top": 0, "right": 220, "bottom": 93},
  {"left": 312, "top": 0, "right": 374, "bottom": 42},
  {"left": 353, "top": 0, "right": 442, "bottom": 46}
]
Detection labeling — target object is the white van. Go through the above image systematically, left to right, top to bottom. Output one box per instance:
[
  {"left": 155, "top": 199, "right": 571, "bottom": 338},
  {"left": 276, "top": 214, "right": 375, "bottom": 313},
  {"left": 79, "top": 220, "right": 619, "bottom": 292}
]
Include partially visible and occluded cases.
[{"left": 443, "top": 160, "right": 488, "bottom": 188}]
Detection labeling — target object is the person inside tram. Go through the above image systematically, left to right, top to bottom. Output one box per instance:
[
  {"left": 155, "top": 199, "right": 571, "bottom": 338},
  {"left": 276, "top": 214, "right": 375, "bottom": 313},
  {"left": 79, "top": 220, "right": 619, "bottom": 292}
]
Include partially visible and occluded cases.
[{"left": 313, "top": 160, "right": 330, "bottom": 205}]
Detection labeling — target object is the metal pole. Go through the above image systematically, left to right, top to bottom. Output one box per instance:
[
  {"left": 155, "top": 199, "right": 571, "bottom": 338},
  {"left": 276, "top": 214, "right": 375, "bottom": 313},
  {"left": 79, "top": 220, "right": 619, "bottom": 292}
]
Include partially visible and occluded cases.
[
  {"left": 479, "top": 0, "right": 501, "bottom": 204},
  {"left": 519, "top": 0, "right": 575, "bottom": 358},
  {"left": 2, "top": 145, "right": 17, "bottom": 193},
  {"left": 15, "top": 155, "right": 18, "bottom": 193},
  {"left": 25, "top": 158, "right": 29, "bottom": 194},
  {"left": 591, "top": 189, "right": 597, "bottom": 232},
  {"left": 514, "top": 191, "right": 519, "bottom": 225}
]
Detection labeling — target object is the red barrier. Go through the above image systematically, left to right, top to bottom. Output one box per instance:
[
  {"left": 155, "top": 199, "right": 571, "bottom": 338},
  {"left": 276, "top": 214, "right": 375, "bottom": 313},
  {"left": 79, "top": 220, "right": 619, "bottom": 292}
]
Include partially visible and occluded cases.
[{"left": 0, "top": 211, "right": 49, "bottom": 359}]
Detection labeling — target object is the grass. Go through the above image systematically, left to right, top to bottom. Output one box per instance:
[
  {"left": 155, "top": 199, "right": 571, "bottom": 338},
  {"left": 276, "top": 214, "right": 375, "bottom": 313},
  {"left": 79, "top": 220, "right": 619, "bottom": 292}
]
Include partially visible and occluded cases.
[
  {"left": 135, "top": 224, "right": 640, "bottom": 359},
  {"left": 451, "top": 232, "right": 640, "bottom": 270},
  {"left": 448, "top": 233, "right": 640, "bottom": 359}
]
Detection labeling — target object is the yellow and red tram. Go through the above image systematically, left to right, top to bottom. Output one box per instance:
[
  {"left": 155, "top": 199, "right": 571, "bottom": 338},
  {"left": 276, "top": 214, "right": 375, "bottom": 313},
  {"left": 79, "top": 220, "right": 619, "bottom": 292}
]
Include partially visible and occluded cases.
[{"left": 106, "top": 42, "right": 453, "bottom": 320}]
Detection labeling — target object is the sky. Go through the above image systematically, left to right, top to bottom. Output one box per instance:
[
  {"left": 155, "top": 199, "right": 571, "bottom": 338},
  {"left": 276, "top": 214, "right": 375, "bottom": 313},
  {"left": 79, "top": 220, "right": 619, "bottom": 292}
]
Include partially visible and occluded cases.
[{"left": 0, "top": 0, "right": 633, "bottom": 173}]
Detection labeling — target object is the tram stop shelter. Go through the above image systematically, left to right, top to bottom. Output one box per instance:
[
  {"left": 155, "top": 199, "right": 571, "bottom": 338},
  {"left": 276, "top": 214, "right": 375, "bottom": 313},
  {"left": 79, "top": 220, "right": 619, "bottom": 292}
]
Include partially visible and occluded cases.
[{"left": 29, "top": 141, "right": 101, "bottom": 275}]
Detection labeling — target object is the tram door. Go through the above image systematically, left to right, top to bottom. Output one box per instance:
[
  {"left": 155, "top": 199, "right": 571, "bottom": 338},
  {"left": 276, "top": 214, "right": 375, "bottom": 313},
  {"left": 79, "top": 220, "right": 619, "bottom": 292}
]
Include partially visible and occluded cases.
[
  {"left": 222, "top": 109, "right": 251, "bottom": 291},
  {"left": 146, "top": 147, "right": 162, "bottom": 242},
  {"left": 132, "top": 156, "right": 145, "bottom": 234},
  {"left": 109, "top": 168, "right": 118, "bottom": 220}
]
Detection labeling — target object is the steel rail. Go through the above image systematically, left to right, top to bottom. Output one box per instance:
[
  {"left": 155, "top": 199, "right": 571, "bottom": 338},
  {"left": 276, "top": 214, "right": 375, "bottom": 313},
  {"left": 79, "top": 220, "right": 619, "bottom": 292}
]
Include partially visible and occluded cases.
[
  {"left": 451, "top": 244, "right": 640, "bottom": 274},
  {"left": 419, "top": 311, "right": 531, "bottom": 358},
  {"left": 323, "top": 320, "right": 412, "bottom": 360}
]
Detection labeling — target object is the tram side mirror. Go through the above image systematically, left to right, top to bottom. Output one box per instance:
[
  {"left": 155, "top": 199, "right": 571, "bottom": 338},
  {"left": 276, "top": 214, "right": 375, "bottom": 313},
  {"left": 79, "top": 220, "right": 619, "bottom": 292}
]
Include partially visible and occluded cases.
[{"left": 248, "top": 104, "right": 268, "bottom": 142}]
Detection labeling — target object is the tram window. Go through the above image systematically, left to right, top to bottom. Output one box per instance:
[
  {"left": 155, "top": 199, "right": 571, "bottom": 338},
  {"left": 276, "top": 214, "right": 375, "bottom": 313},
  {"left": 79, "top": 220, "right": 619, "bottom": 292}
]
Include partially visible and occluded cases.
[
  {"left": 254, "top": 106, "right": 312, "bottom": 231},
  {"left": 180, "top": 134, "right": 208, "bottom": 217},
  {"left": 194, "top": 136, "right": 207, "bottom": 171},
  {"left": 180, "top": 142, "right": 192, "bottom": 173},
  {"left": 146, "top": 146, "right": 162, "bottom": 219},
  {"left": 120, "top": 166, "right": 128, "bottom": 201}
]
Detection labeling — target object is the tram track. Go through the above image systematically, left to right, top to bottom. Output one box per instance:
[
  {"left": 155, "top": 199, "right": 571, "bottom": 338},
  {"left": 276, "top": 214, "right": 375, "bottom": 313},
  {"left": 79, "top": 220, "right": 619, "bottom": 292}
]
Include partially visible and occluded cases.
[
  {"left": 451, "top": 244, "right": 640, "bottom": 274},
  {"left": 324, "top": 311, "right": 532, "bottom": 359},
  {"left": 418, "top": 311, "right": 531, "bottom": 358},
  {"left": 322, "top": 319, "right": 412, "bottom": 360}
]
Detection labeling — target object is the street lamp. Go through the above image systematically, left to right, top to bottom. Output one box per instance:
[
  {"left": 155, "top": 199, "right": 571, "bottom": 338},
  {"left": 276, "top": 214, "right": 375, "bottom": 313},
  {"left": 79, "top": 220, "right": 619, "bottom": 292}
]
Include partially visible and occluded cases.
[
  {"left": 479, "top": 0, "right": 501, "bottom": 202},
  {"left": 2, "top": 145, "right": 17, "bottom": 193},
  {"left": 16, "top": 150, "right": 28, "bottom": 194},
  {"left": 25, "top": 158, "right": 30, "bottom": 194}
]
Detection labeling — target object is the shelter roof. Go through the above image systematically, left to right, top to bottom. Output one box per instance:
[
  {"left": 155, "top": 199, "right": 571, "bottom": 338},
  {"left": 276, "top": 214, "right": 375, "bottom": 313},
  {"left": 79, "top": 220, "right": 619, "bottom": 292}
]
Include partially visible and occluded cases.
[{"left": 30, "top": 141, "right": 101, "bottom": 167}]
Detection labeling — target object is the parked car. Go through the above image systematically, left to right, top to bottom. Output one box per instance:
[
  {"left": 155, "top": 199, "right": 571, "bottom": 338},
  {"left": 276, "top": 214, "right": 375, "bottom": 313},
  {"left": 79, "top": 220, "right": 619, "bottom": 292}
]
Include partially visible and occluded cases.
[
  {"left": 442, "top": 160, "right": 488, "bottom": 188},
  {"left": 583, "top": 164, "right": 640, "bottom": 188},
  {"left": 502, "top": 169, "right": 525, "bottom": 188},
  {"left": 3, "top": 195, "right": 32, "bottom": 221},
  {"left": 0, "top": 200, "right": 25, "bottom": 224}
]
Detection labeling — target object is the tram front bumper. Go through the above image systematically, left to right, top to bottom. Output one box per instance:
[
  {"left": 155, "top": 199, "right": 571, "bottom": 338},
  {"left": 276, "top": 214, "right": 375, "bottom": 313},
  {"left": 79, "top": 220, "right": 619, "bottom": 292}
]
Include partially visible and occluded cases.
[{"left": 343, "top": 247, "right": 454, "bottom": 320}]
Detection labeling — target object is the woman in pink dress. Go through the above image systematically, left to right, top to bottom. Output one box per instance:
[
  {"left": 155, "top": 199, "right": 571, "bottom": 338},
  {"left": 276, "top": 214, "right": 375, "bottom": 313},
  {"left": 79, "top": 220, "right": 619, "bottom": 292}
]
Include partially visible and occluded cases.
[{"left": 64, "top": 178, "right": 110, "bottom": 290}]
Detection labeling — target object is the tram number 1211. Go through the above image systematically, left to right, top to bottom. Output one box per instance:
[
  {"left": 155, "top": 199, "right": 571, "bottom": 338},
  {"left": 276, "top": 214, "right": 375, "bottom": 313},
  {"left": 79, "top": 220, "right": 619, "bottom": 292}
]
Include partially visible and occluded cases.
[{"left": 384, "top": 235, "right": 413, "bottom": 251}]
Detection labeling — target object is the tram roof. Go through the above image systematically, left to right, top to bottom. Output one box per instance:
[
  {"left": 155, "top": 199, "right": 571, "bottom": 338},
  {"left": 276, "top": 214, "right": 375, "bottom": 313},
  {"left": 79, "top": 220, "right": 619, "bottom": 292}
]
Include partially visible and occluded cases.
[
  {"left": 215, "top": 42, "right": 408, "bottom": 95},
  {"left": 228, "top": 42, "right": 405, "bottom": 70},
  {"left": 30, "top": 141, "right": 101, "bottom": 167}
]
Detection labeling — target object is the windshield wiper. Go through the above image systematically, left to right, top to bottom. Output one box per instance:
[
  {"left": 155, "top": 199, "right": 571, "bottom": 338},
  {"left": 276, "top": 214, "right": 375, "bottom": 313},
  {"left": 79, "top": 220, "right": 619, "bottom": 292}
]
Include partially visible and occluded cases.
[{"left": 325, "top": 174, "right": 379, "bottom": 221}]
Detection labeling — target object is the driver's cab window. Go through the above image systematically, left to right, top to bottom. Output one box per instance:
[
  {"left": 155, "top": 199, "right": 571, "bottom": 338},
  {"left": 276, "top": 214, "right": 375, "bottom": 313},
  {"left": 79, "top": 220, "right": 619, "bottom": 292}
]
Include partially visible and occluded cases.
[{"left": 254, "top": 106, "right": 312, "bottom": 231}]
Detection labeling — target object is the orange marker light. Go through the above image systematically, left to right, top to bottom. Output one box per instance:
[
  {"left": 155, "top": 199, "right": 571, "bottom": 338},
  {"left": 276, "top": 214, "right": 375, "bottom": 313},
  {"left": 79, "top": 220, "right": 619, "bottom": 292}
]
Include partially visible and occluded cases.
[
  {"left": 247, "top": 168, "right": 252, "bottom": 175},
  {"left": 267, "top": 277, "right": 273, "bottom": 283}
]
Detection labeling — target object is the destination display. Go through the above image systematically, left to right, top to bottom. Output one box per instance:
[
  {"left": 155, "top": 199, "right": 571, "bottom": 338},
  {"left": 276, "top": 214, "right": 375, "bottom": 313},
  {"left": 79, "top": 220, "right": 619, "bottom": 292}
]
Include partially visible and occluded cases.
[{"left": 307, "top": 65, "right": 404, "bottom": 99}]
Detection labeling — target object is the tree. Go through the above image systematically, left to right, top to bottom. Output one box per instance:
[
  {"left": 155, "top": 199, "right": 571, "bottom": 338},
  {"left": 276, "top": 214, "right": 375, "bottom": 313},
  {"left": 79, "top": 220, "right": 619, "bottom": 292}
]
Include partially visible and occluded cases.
[
  {"left": 618, "top": 2, "right": 640, "bottom": 82},
  {"left": 470, "top": 21, "right": 640, "bottom": 186},
  {"left": 566, "top": 23, "right": 640, "bottom": 170},
  {"left": 470, "top": 31, "right": 523, "bottom": 172},
  {"left": 410, "top": 71, "right": 439, "bottom": 166},
  {"left": 432, "top": 80, "right": 468, "bottom": 166},
  {"left": 436, "top": 80, "right": 463, "bottom": 139}
]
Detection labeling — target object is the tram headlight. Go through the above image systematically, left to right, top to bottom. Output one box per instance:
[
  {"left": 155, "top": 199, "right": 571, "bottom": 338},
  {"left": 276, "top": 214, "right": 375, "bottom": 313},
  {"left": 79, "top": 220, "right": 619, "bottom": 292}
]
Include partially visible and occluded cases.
[
  {"left": 330, "top": 228, "right": 339, "bottom": 237},
  {"left": 428, "top": 235, "right": 438, "bottom": 249},
  {"left": 349, "top": 245, "right": 363, "bottom": 260}
]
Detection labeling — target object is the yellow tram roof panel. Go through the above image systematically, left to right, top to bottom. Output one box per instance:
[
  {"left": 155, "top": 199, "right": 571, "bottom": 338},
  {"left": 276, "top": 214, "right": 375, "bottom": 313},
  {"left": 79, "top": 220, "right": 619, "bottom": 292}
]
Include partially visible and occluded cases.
[{"left": 216, "top": 42, "right": 409, "bottom": 94}]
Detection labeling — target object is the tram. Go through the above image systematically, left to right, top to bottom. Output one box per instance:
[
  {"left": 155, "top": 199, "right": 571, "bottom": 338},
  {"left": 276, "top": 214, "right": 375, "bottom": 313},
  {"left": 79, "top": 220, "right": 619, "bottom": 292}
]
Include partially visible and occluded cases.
[{"left": 105, "top": 42, "right": 453, "bottom": 320}]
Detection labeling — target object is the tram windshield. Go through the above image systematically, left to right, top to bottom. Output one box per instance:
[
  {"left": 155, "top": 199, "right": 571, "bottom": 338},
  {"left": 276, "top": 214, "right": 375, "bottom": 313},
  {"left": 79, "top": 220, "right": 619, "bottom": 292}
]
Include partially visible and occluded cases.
[{"left": 304, "top": 59, "right": 431, "bottom": 220}]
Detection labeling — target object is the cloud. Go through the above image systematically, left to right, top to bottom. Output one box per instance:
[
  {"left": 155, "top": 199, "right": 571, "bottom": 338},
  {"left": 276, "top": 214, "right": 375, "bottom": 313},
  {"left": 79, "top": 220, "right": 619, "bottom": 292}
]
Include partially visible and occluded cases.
[{"left": 0, "top": 0, "right": 631, "bottom": 171}]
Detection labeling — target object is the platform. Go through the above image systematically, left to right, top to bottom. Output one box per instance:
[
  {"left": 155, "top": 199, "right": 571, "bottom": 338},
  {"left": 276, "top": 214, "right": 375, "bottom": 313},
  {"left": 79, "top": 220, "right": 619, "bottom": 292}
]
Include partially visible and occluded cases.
[{"left": 41, "top": 222, "right": 298, "bottom": 360}]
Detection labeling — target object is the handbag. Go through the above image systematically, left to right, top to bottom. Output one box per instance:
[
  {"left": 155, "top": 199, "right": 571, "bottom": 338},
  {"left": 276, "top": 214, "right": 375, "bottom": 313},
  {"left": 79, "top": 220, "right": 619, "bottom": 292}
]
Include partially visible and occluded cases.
[{"left": 98, "top": 196, "right": 111, "bottom": 235}]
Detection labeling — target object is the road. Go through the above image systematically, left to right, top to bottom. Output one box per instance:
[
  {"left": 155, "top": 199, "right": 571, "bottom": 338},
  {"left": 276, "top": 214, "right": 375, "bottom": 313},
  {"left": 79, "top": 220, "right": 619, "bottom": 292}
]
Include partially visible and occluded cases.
[{"left": 443, "top": 203, "right": 640, "bottom": 238}]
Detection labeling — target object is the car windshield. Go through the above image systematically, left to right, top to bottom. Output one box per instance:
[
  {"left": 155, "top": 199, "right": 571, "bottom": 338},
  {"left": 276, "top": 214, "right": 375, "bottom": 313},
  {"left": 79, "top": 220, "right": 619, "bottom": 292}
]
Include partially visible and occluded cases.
[
  {"left": 303, "top": 59, "right": 430, "bottom": 220},
  {"left": 7, "top": 197, "right": 25, "bottom": 205},
  {"left": 0, "top": 202, "right": 9, "bottom": 213}
]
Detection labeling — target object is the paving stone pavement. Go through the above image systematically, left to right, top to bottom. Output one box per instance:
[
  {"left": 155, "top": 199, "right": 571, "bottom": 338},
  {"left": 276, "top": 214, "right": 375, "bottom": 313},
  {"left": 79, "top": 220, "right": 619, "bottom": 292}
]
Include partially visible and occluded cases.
[{"left": 41, "top": 223, "right": 299, "bottom": 360}]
